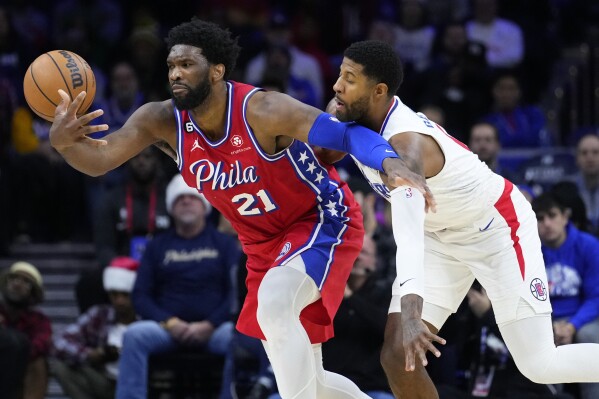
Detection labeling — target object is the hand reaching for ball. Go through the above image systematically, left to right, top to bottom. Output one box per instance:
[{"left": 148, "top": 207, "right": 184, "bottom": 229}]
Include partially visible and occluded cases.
[{"left": 49, "top": 90, "right": 109, "bottom": 151}]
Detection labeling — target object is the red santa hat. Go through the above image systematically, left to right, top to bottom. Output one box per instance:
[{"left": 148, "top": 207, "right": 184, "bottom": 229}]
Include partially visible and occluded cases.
[{"left": 103, "top": 256, "right": 140, "bottom": 293}]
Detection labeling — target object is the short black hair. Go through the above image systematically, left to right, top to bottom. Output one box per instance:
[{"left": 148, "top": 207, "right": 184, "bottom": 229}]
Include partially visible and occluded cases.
[
  {"left": 166, "top": 18, "right": 240, "bottom": 80},
  {"left": 343, "top": 40, "right": 403, "bottom": 96},
  {"left": 531, "top": 192, "right": 568, "bottom": 215}
]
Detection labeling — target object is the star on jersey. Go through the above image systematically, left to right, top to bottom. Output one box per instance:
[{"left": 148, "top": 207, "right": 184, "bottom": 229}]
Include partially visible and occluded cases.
[
  {"left": 298, "top": 151, "right": 309, "bottom": 164},
  {"left": 306, "top": 162, "right": 317, "bottom": 174},
  {"left": 314, "top": 171, "right": 324, "bottom": 183},
  {"left": 325, "top": 200, "right": 339, "bottom": 216}
]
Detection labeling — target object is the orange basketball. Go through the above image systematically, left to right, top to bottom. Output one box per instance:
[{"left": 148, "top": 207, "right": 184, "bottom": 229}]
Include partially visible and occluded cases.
[{"left": 23, "top": 50, "right": 96, "bottom": 122}]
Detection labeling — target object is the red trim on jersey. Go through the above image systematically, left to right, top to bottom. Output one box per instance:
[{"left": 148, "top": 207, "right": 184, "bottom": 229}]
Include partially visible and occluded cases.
[
  {"left": 435, "top": 122, "right": 470, "bottom": 151},
  {"left": 494, "top": 179, "right": 525, "bottom": 279}
]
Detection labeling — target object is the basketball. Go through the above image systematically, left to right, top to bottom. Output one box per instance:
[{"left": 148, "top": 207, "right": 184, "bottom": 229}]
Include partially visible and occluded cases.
[{"left": 23, "top": 50, "right": 96, "bottom": 122}]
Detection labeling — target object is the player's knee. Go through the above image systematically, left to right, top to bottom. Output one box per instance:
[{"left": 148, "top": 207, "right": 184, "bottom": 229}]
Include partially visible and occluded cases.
[
  {"left": 256, "top": 291, "right": 294, "bottom": 332},
  {"left": 512, "top": 356, "right": 551, "bottom": 384}
]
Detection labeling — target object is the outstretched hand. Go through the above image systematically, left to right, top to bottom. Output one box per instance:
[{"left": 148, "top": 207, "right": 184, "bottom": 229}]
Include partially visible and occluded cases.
[
  {"left": 49, "top": 89, "right": 109, "bottom": 151},
  {"left": 382, "top": 157, "right": 436, "bottom": 213},
  {"left": 401, "top": 317, "right": 445, "bottom": 371}
]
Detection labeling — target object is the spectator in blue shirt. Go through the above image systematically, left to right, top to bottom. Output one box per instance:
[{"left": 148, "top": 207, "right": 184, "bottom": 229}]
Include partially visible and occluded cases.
[
  {"left": 483, "top": 73, "right": 550, "bottom": 148},
  {"left": 115, "top": 174, "right": 240, "bottom": 399},
  {"left": 532, "top": 192, "right": 599, "bottom": 399}
]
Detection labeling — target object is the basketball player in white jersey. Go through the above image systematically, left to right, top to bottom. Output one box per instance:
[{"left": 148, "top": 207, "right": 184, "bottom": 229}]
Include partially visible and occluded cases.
[{"left": 326, "top": 40, "right": 599, "bottom": 398}]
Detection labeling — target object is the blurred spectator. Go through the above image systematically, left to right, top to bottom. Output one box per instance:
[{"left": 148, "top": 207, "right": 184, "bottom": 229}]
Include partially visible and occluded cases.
[
  {"left": 10, "top": 0, "right": 49, "bottom": 65},
  {"left": 50, "top": 0, "right": 109, "bottom": 102},
  {"left": 52, "top": 0, "right": 124, "bottom": 68},
  {"left": 199, "top": 0, "right": 269, "bottom": 78},
  {"left": 393, "top": 0, "right": 435, "bottom": 74},
  {"left": 425, "top": 0, "right": 470, "bottom": 26},
  {"left": 465, "top": 0, "right": 524, "bottom": 69},
  {"left": 289, "top": 3, "right": 335, "bottom": 95},
  {"left": 0, "top": 6, "right": 20, "bottom": 254},
  {"left": 0, "top": 6, "right": 24, "bottom": 86},
  {"left": 123, "top": 8, "right": 166, "bottom": 101},
  {"left": 245, "top": 10, "right": 324, "bottom": 108},
  {"left": 367, "top": 19, "right": 397, "bottom": 48},
  {"left": 423, "top": 22, "right": 491, "bottom": 139},
  {"left": 259, "top": 44, "right": 318, "bottom": 107},
  {"left": 86, "top": 61, "right": 148, "bottom": 221},
  {"left": 92, "top": 61, "right": 145, "bottom": 139},
  {"left": 483, "top": 73, "right": 551, "bottom": 148},
  {"left": 419, "top": 104, "right": 446, "bottom": 126},
  {"left": 9, "top": 106, "right": 89, "bottom": 243},
  {"left": 468, "top": 122, "right": 519, "bottom": 183},
  {"left": 568, "top": 133, "right": 599, "bottom": 235},
  {"left": 76, "top": 146, "right": 170, "bottom": 313},
  {"left": 93, "top": 146, "right": 170, "bottom": 269},
  {"left": 115, "top": 174, "right": 239, "bottom": 399},
  {"left": 551, "top": 181, "right": 589, "bottom": 233},
  {"left": 532, "top": 192, "right": 599, "bottom": 399},
  {"left": 322, "top": 235, "right": 393, "bottom": 399},
  {"left": 218, "top": 238, "right": 274, "bottom": 399},
  {"left": 52, "top": 257, "right": 139, "bottom": 399},
  {"left": 0, "top": 262, "right": 51, "bottom": 399}
]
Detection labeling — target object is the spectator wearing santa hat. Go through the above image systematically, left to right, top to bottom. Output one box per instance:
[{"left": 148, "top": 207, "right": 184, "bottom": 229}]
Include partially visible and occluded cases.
[
  {"left": 115, "top": 174, "right": 241, "bottom": 399},
  {"left": 52, "top": 256, "right": 139, "bottom": 399},
  {"left": 0, "top": 261, "right": 51, "bottom": 399}
]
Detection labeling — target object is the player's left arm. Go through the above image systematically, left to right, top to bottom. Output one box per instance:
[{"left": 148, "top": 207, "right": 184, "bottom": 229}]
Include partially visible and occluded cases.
[
  {"left": 246, "top": 91, "right": 434, "bottom": 206},
  {"left": 385, "top": 131, "right": 445, "bottom": 370}
]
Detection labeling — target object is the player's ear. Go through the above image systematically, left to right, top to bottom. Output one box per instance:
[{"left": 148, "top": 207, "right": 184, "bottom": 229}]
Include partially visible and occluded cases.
[
  {"left": 211, "top": 64, "right": 225, "bottom": 82},
  {"left": 374, "top": 83, "right": 388, "bottom": 100}
]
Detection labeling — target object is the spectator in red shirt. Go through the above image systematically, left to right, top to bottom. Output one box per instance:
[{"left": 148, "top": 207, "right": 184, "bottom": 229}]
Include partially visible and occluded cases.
[{"left": 0, "top": 261, "right": 52, "bottom": 399}]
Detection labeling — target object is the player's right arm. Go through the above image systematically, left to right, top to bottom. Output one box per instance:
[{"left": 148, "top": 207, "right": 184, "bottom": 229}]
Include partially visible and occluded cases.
[{"left": 50, "top": 90, "right": 174, "bottom": 177}]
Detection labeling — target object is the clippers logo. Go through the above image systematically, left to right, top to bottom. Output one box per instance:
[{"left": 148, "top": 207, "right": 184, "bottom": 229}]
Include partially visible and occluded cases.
[
  {"left": 185, "top": 122, "right": 194, "bottom": 133},
  {"left": 231, "top": 135, "right": 243, "bottom": 147},
  {"left": 405, "top": 188, "right": 413, "bottom": 198},
  {"left": 276, "top": 242, "right": 292, "bottom": 261},
  {"left": 530, "top": 278, "right": 548, "bottom": 301}
]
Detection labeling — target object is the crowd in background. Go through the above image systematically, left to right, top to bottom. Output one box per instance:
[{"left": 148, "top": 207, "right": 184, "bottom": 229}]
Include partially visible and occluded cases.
[{"left": 1, "top": 0, "right": 599, "bottom": 398}]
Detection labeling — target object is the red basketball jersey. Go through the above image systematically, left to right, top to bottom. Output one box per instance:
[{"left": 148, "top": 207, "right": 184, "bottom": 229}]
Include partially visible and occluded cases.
[
  {"left": 175, "top": 81, "right": 360, "bottom": 250},
  {"left": 175, "top": 81, "right": 363, "bottom": 342}
]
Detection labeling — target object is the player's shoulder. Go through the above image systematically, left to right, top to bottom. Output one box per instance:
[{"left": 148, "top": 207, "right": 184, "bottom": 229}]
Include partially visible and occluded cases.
[
  {"left": 130, "top": 100, "right": 176, "bottom": 129},
  {"left": 136, "top": 100, "right": 174, "bottom": 120}
]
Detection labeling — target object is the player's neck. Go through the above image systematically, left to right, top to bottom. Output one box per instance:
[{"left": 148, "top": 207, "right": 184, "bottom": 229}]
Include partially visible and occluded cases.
[
  {"left": 189, "top": 82, "right": 228, "bottom": 141},
  {"left": 361, "top": 98, "right": 395, "bottom": 133},
  {"left": 359, "top": 104, "right": 389, "bottom": 133}
]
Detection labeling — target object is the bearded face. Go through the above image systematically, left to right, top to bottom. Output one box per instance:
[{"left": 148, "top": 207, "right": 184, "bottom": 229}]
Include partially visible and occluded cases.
[
  {"left": 171, "top": 69, "right": 212, "bottom": 110},
  {"left": 335, "top": 94, "right": 370, "bottom": 123}
]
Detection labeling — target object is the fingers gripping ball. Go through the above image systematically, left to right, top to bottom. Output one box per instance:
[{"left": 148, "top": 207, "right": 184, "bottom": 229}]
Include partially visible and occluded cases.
[{"left": 23, "top": 50, "right": 96, "bottom": 122}]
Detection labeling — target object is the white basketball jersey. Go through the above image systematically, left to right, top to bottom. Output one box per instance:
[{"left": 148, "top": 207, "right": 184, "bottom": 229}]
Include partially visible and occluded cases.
[{"left": 353, "top": 96, "right": 505, "bottom": 232}]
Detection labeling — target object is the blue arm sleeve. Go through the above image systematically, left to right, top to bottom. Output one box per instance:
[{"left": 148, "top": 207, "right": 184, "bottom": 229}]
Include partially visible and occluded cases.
[{"left": 307, "top": 113, "right": 399, "bottom": 172}]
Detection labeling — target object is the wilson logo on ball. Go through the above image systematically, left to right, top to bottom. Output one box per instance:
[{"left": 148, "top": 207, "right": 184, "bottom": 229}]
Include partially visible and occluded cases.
[{"left": 57, "top": 50, "right": 84, "bottom": 89}]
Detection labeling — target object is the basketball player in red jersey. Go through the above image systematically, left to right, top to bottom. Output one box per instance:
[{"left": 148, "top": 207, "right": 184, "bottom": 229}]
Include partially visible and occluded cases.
[{"left": 48, "top": 19, "right": 434, "bottom": 399}]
